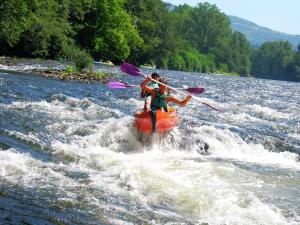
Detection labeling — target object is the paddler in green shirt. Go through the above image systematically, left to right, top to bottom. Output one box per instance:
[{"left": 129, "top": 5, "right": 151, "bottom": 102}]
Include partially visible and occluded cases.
[
  {"left": 141, "top": 73, "right": 160, "bottom": 111},
  {"left": 141, "top": 76, "right": 192, "bottom": 132},
  {"left": 141, "top": 76, "right": 192, "bottom": 111}
]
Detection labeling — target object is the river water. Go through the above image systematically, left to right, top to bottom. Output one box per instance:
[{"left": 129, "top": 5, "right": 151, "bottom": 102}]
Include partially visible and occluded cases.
[{"left": 0, "top": 61, "right": 299, "bottom": 225}]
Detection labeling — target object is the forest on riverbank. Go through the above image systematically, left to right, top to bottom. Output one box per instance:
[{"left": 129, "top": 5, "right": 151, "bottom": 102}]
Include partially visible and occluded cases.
[{"left": 0, "top": 0, "right": 299, "bottom": 82}]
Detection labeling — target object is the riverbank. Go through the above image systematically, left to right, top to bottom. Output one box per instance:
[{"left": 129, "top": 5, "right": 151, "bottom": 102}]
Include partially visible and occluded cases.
[{"left": 0, "top": 57, "right": 114, "bottom": 83}]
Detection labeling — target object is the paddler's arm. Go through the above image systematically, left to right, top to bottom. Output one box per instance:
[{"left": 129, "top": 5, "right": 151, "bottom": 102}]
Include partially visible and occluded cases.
[
  {"left": 140, "top": 76, "right": 154, "bottom": 95},
  {"left": 141, "top": 89, "right": 147, "bottom": 98},
  {"left": 167, "top": 95, "right": 192, "bottom": 107}
]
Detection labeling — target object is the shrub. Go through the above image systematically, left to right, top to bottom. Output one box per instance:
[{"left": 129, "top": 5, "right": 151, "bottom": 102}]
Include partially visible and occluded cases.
[
  {"left": 63, "top": 45, "right": 93, "bottom": 71},
  {"left": 168, "top": 54, "right": 186, "bottom": 70},
  {"left": 65, "top": 65, "right": 77, "bottom": 74},
  {"left": 90, "top": 71, "right": 113, "bottom": 81}
]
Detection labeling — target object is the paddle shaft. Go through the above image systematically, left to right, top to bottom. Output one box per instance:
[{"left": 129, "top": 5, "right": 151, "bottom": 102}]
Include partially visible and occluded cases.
[
  {"left": 121, "top": 63, "right": 221, "bottom": 112},
  {"left": 141, "top": 74, "right": 191, "bottom": 97},
  {"left": 144, "top": 76, "right": 220, "bottom": 111}
]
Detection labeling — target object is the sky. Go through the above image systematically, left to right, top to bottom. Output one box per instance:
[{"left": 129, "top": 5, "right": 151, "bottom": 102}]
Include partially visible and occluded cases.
[{"left": 163, "top": 0, "right": 300, "bottom": 35}]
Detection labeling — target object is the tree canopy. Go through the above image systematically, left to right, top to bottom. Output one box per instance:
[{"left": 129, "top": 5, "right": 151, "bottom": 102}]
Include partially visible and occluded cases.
[
  {"left": 0, "top": 0, "right": 299, "bottom": 81},
  {"left": 251, "top": 41, "right": 296, "bottom": 81}
]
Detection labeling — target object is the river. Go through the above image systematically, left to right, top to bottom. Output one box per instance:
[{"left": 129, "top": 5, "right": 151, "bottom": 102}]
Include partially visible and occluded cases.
[{"left": 0, "top": 61, "right": 299, "bottom": 225}]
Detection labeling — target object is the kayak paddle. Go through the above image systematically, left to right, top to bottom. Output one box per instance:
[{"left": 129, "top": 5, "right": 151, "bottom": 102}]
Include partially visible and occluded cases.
[
  {"left": 120, "top": 62, "right": 222, "bottom": 112},
  {"left": 107, "top": 81, "right": 138, "bottom": 89},
  {"left": 108, "top": 81, "right": 205, "bottom": 94}
]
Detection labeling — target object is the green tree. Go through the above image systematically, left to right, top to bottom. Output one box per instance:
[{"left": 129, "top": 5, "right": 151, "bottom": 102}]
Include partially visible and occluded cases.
[
  {"left": 0, "top": 0, "right": 31, "bottom": 47},
  {"left": 0, "top": 0, "right": 73, "bottom": 58},
  {"left": 21, "top": 0, "right": 72, "bottom": 57},
  {"left": 76, "top": 0, "right": 142, "bottom": 62},
  {"left": 125, "top": 0, "right": 178, "bottom": 66},
  {"left": 177, "top": 3, "right": 251, "bottom": 74},
  {"left": 183, "top": 3, "right": 231, "bottom": 54},
  {"left": 171, "top": 4, "right": 193, "bottom": 36},
  {"left": 228, "top": 32, "right": 251, "bottom": 75},
  {"left": 251, "top": 41, "right": 294, "bottom": 80},
  {"left": 286, "top": 44, "right": 300, "bottom": 81},
  {"left": 168, "top": 54, "right": 186, "bottom": 71}
]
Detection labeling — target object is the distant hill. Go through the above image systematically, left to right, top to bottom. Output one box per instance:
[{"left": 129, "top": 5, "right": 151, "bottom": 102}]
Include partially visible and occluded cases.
[{"left": 229, "top": 15, "right": 300, "bottom": 48}]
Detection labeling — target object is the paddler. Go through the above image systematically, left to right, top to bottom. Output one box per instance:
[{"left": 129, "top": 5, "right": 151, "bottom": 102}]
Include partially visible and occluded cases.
[
  {"left": 141, "top": 73, "right": 160, "bottom": 111},
  {"left": 141, "top": 76, "right": 192, "bottom": 132}
]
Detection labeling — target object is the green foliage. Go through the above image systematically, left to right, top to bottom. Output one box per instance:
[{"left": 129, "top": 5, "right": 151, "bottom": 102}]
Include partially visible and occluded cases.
[
  {"left": 0, "top": 0, "right": 298, "bottom": 81},
  {"left": 0, "top": 0, "right": 30, "bottom": 46},
  {"left": 0, "top": 0, "right": 73, "bottom": 58},
  {"left": 0, "top": 0, "right": 249, "bottom": 76},
  {"left": 25, "top": 0, "right": 71, "bottom": 57},
  {"left": 75, "top": 0, "right": 143, "bottom": 63},
  {"left": 125, "top": 0, "right": 178, "bottom": 66},
  {"left": 169, "top": 2, "right": 250, "bottom": 76},
  {"left": 183, "top": 3, "right": 231, "bottom": 54},
  {"left": 171, "top": 4, "right": 193, "bottom": 36},
  {"left": 94, "top": 29, "right": 130, "bottom": 62},
  {"left": 212, "top": 31, "right": 251, "bottom": 76},
  {"left": 230, "top": 32, "right": 251, "bottom": 75},
  {"left": 251, "top": 41, "right": 294, "bottom": 80},
  {"left": 285, "top": 44, "right": 300, "bottom": 81},
  {"left": 63, "top": 45, "right": 93, "bottom": 71},
  {"left": 167, "top": 45, "right": 216, "bottom": 73},
  {"left": 178, "top": 48, "right": 200, "bottom": 71},
  {"left": 168, "top": 54, "right": 186, "bottom": 71},
  {"left": 218, "top": 63, "right": 229, "bottom": 72},
  {"left": 56, "top": 65, "right": 72, "bottom": 79},
  {"left": 65, "top": 65, "right": 77, "bottom": 74},
  {"left": 91, "top": 71, "right": 112, "bottom": 80}
]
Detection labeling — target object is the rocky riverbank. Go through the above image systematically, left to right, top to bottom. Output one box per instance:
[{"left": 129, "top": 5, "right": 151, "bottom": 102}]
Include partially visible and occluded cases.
[{"left": 0, "top": 57, "right": 114, "bottom": 83}]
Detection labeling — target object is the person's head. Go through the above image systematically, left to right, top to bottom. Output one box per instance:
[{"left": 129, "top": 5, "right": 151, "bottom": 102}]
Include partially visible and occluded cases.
[
  {"left": 151, "top": 73, "right": 160, "bottom": 80},
  {"left": 158, "top": 77, "right": 168, "bottom": 91}
]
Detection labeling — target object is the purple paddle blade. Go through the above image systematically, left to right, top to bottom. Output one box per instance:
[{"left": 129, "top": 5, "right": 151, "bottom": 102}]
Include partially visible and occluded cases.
[
  {"left": 120, "top": 62, "right": 143, "bottom": 77},
  {"left": 122, "top": 62, "right": 140, "bottom": 72},
  {"left": 107, "top": 81, "right": 135, "bottom": 89},
  {"left": 185, "top": 87, "right": 205, "bottom": 94}
]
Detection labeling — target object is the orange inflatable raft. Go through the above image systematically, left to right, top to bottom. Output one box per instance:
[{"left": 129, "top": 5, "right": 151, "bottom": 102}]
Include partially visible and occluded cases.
[{"left": 134, "top": 108, "right": 179, "bottom": 134}]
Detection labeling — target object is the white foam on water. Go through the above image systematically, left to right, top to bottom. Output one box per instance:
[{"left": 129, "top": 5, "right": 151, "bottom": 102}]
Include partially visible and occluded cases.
[
  {"left": 0, "top": 62, "right": 63, "bottom": 72},
  {"left": 0, "top": 63, "right": 40, "bottom": 72},
  {"left": 0, "top": 64, "right": 12, "bottom": 70},
  {"left": 23, "top": 65, "right": 39, "bottom": 71},
  {"left": 1, "top": 94, "right": 299, "bottom": 224},
  {"left": 2, "top": 96, "right": 123, "bottom": 122},
  {"left": 187, "top": 96, "right": 220, "bottom": 108},
  {"left": 111, "top": 97, "right": 145, "bottom": 112},
  {"left": 245, "top": 104, "right": 292, "bottom": 119},
  {"left": 221, "top": 111, "right": 266, "bottom": 124},
  {"left": 38, "top": 113, "right": 299, "bottom": 223},
  {"left": 196, "top": 125, "right": 300, "bottom": 170},
  {"left": 4, "top": 130, "right": 43, "bottom": 146},
  {"left": 289, "top": 133, "right": 300, "bottom": 140},
  {"left": 0, "top": 144, "right": 297, "bottom": 224},
  {"left": 77, "top": 146, "right": 296, "bottom": 224},
  {"left": 0, "top": 149, "right": 79, "bottom": 189}
]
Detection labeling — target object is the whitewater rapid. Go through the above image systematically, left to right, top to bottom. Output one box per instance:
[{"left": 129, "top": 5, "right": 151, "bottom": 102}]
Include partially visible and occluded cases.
[{"left": 0, "top": 62, "right": 299, "bottom": 224}]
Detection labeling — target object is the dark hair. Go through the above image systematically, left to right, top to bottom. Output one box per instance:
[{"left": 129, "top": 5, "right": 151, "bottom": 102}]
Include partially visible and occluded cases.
[
  {"left": 151, "top": 73, "right": 160, "bottom": 79},
  {"left": 158, "top": 77, "right": 168, "bottom": 85}
]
